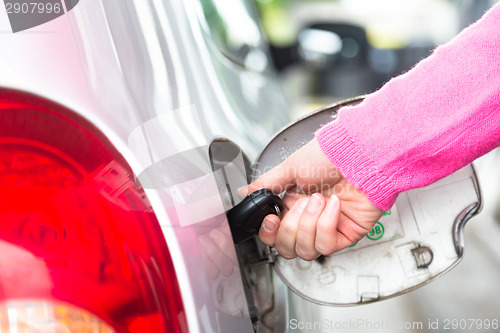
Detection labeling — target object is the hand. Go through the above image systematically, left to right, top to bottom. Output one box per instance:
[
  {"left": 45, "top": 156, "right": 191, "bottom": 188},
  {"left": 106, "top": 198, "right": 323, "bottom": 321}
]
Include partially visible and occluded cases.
[{"left": 240, "top": 138, "right": 384, "bottom": 261}]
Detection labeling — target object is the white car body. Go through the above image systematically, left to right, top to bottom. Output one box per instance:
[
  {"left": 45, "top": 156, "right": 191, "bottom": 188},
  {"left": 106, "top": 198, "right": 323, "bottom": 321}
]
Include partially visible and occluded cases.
[
  {"left": 0, "top": 0, "right": 290, "bottom": 331},
  {"left": 2, "top": 1, "right": 497, "bottom": 333}
]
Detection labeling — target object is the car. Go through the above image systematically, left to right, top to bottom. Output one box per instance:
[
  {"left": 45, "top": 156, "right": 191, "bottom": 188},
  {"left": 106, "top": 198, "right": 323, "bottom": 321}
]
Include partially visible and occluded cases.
[
  {"left": 0, "top": 0, "right": 290, "bottom": 331},
  {"left": 0, "top": 1, "right": 493, "bottom": 332}
]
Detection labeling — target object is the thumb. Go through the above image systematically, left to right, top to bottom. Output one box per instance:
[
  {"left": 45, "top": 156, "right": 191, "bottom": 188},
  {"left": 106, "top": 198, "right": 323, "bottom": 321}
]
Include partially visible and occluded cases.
[{"left": 238, "top": 160, "right": 296, "bottom": 198}]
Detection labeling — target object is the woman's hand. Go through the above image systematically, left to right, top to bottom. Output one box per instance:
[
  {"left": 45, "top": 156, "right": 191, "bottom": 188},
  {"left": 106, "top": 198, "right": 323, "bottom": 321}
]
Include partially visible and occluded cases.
[{"left": 239, "top": 138, "right": 384, "bottom": 260}]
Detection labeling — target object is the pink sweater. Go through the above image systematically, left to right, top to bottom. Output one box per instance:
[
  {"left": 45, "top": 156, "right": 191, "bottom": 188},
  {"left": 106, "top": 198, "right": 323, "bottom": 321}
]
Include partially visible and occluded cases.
[{"left": 316, "top": 4, "right": 500, "bottom": 211}]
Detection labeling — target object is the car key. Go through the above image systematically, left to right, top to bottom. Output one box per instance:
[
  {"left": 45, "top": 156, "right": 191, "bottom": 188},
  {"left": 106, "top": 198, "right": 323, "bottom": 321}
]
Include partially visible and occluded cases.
[{"left": 226, "top": 188, "right": 284, "bottom": 244}]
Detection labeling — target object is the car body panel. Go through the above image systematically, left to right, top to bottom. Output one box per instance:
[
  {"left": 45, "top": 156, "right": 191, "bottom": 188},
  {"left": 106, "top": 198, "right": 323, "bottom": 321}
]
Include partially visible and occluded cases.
[{"left": 0, "top": 0, "right": 290, "bottom": 331}]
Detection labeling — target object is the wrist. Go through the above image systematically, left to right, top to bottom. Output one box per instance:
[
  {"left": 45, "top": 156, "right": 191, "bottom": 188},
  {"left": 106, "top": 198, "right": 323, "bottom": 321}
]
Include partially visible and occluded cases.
[{"left": 315, "top": 120, "right": 398, "bottom": 211}]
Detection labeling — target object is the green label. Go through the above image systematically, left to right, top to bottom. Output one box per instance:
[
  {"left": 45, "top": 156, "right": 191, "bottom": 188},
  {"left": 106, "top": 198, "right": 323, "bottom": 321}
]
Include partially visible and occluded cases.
[{"left": 366, "top": 222, "right": 385, "bottom": 241}]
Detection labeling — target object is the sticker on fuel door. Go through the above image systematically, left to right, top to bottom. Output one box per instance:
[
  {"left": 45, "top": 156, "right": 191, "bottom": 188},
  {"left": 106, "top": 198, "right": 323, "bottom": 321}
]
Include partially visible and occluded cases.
[
  {"left": 344, "top": 207, "right": 404, "bottom": 252},
  {"left": 366, "top": 221, "right": 385, "bottom": 240}
]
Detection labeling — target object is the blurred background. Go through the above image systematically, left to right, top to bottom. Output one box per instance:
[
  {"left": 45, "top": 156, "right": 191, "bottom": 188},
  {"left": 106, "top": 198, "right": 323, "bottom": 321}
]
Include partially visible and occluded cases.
[
  {"left": 250, "top": 0, "right": 500, "bottom": 331},
  {"left": 253, "top": 0, "right": 496, "bottom": 117}
]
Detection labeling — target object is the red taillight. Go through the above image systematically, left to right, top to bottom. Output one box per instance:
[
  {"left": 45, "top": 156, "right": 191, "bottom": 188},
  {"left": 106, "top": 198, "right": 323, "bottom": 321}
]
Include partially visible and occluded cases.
[{"left": 0, "top": 90, "right": 188, "bottom": 332}]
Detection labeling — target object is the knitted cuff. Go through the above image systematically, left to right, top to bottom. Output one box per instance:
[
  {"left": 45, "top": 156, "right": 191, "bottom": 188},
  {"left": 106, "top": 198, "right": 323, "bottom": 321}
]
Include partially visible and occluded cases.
[{"left": 315, "top": 120, "right": 399, "bottom": 211}]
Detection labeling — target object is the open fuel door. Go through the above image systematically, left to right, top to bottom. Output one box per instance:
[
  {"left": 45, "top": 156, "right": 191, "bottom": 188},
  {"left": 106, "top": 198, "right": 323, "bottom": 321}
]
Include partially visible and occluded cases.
[{"left": 248, "top": 96, "right": 482, "bottom": 305}]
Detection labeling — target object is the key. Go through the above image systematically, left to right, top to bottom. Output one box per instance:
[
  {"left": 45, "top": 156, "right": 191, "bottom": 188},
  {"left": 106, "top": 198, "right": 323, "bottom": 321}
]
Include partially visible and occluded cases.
[{"left": 226, "top": 188, "right": 284, "bottom": 244}]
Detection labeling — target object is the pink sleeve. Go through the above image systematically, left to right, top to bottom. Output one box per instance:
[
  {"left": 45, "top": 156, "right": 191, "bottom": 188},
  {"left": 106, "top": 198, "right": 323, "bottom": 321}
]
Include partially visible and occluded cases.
[{"left": 315, "top": 4, "right": 500, "bottom": 211}]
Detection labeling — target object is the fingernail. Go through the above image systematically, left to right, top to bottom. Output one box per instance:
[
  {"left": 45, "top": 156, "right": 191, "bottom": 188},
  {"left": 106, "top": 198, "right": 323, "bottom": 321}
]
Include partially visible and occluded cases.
[
  {"left": 237, "top": 186, "right": 248, "bottom": 199},
  {"left": 307, "top": 194, "right": 322, "bottom": 212},
  {"left": 328, "top": 195, "right": 339, "bottom": 207},
  {"left": 296, "top": 198, "right": 309, "bottom": 212},
  {"left": 262, "top": 217, "right": 277, "bottom": 232}
]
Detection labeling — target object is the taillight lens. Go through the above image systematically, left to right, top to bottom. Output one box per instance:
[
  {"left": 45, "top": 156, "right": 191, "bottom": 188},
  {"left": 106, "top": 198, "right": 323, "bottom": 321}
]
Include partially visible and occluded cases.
[
  {"left": 0, "top": 90, "right": 187, "bottom": 332},
  {"left": 0, "top": 300, "right": 116, "bottom": 332}
]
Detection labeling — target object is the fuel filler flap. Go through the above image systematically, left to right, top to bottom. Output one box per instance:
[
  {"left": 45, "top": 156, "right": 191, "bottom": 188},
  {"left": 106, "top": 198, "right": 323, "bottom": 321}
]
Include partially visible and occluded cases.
[{"left": 247, "top": 96, "right": 482, "bottom": 305}]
